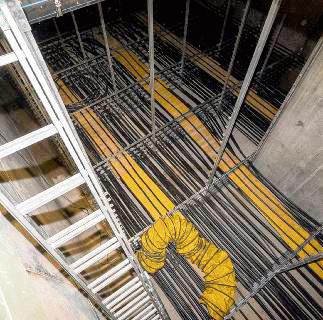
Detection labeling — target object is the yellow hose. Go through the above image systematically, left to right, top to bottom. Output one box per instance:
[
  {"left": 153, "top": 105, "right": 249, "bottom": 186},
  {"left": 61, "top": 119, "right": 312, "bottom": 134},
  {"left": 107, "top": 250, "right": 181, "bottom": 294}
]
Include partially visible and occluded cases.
[{"left": 137, "top": 212, "right": 236, "bottom": 320}]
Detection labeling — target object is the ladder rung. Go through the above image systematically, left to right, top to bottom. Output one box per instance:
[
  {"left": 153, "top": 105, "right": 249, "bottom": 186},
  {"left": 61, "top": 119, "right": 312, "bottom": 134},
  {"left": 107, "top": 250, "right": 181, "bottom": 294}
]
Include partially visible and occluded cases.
[
  {"left": 0, "top": 52, "right": 18, "bottom": 67},
  {"left": 0, "top": 124, "right": 57, "bottom": 159},
  {"left": 16, "top": 173, "right": 85, "bottom": 215},
  {"left": 48, "top": 209, "right": 105, "bottom": 248},
  {"left": 71, "top": 237, "right": 120, "bottom": 273},
  {"left": 88, "top": 259, "right": 132, "bottom": 293},
  {"left": 102, "top": 276, "right": 140, "bottom": 305},
  {"left": 107, "top": 280, "right": 143, "bottom": 309},
  {"left": 110, "top": 287, "right": 144, "bottom": 312},
  {"left": 115, "top": 291, "right": 148, "bottom": 317},
  {"left": 118, "top": 296, "right": 151, "bottom": 320},
  {"left": 133, "top": 305, "right": 157, "bottom": 320},
  {"left": 141, "top": 308, "right": 159, "bottom": 320}
]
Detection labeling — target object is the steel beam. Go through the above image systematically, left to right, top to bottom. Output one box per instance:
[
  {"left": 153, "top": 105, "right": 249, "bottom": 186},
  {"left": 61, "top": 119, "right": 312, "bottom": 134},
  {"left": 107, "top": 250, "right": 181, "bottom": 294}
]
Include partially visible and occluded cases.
[
  {"left": 147, "top": 0, "right": 156, "bottom": 144},
  {"left": 180, "top": 0, "right": 191, "bottom": 78},
  {"left": 207, "top": 0, "right": 282, "bottom": 187},
  {"left": 98, "top": 2, "right": 117, "bottom": 92},
  {"left": 71, "top": 11, "right": 86, "bottom": 59},
  {"left": 53, "top": 18, "right": 63, "bottom": 44},
  {"left": 278, "top": 253, "right": 323, "bottom": 273}
]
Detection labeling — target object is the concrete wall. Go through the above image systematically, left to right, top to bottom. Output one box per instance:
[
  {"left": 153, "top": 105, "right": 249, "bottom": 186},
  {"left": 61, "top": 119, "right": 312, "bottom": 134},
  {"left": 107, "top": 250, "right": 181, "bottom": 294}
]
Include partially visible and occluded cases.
[{"left": 254, "top": 39, "right": 323, "bottom": 222}]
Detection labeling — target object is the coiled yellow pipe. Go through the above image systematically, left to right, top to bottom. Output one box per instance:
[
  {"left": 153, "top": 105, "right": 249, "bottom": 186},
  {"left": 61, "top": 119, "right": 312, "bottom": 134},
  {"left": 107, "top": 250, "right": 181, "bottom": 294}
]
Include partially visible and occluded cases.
[{"left": 137, "top": 212, "right": 236, "bottom": 319}]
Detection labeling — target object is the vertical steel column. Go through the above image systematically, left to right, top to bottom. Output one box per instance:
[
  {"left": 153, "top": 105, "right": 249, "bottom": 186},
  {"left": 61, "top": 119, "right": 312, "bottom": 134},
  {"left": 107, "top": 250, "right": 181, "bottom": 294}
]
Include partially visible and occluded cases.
[
  {"left": 147, "top": 0, "right": 156, "bottom": 144},
  {"left": 180, "top": 0, "right": 191, "bottom": 78},
  {"left": 207, "top": 0, "right": 282, "bottom": 187},
  {"left": 218, "top": 0, "right": 251, "bottom": 109},
  {"left": 218, "top": 0, "right": 231, "bottom": 49},
  {"left": 98, "top": 2, "right": 117, "bottom": 92},
  {"left": 71, "top": 11, "right": 86, "bottom": 59},
  {"left": 258, "top": 13, "right": 286, "bottom": 79},
  {"left": 53, "top": 18, "right": 63, "bottom": 43}
]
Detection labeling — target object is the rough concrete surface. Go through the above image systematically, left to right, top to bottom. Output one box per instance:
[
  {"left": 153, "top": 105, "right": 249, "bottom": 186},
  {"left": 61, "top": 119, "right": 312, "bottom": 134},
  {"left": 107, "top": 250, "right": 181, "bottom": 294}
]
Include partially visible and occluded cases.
[{"left": 254, "top": 39, "right": 323, "bottom": 222}]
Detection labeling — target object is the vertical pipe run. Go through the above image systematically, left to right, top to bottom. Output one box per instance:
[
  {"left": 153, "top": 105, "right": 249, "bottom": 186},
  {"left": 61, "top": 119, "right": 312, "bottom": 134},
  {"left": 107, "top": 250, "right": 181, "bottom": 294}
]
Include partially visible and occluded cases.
[
  {"left": 147, "top": 0, "right": 156, "bottom": 144},
  {"left": 180, "top": 0, "right": 191, "bottom": 78},
  {"left": 207, "top": 0, "right": 282, "bottom": 187},
  {"left": 218, "top": 0, "right": 251, "bottom": 110},
  {"left": 218, "top": 0, "right": 232, "bottom": 49},
  {"left": 98, "top": 2, "right": 117, "bottom": 92},
  {"left": 71, "top": 11, "right": 86, "bottom": 59},
  {"left": 258, "top": 13, "right": 286, "bottom": 79}
]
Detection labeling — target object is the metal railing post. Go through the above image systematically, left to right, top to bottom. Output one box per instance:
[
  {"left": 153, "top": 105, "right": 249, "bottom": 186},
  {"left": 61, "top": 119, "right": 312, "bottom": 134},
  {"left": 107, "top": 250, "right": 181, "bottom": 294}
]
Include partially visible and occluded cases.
[
  {"left": 147, "top": 0, "right": 156, "bottom": 144},
  {"left": 180, "top": 0, "right": 191, "bottom": 78},
  {"left": 207, "top": 0, "right": 282, "bottom": 187},
  {"left": 97, "top": 2, "right": 117, "bottom": 92}
]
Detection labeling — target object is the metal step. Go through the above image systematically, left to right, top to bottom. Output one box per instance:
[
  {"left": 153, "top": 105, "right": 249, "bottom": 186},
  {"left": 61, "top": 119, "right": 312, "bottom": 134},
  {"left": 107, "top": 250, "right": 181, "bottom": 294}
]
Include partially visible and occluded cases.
[
  {"left": 0, "top": 51, "right": 18, "bottom": 66},
  {"left": 0, "top": 124, "right": 57, "bottom": 159},
  {"left": 16, "top": 173, "right": 85, "bottom": 215},
  {"left": 47, "top": 209, "right": 105, "bottom": 248},
  {"left": 71, "top": 237, "right": 121, "bottom": 273},
  {"left": 88, "top": 259, "right": 133, "bottom": 293},
  {"left": 102, "top": 276, "right": 140, "bottom": 306},
  {"left": 107, "top": 280, "right": 143, "bottom": 309},
  {"left": 110, "top": 287, "right": 145, "bottom": 312},
  {"left": 115, "top": 291, "right": 149, "bottom": 317},
  {"left": 118, "top": 296, "right": 151, "bottom": 320},
  {"left": 134, "top": 305, "right": 158, "bottom": 320},
  {"left": 141, "top": 308, "right": 159, "bottom": 320}
]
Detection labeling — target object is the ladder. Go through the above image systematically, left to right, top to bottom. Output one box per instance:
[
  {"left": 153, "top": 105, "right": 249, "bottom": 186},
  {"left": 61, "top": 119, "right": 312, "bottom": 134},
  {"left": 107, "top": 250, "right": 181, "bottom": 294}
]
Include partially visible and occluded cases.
[{"left": 0, "top": 1, "right": 167, "bottom": 319}]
